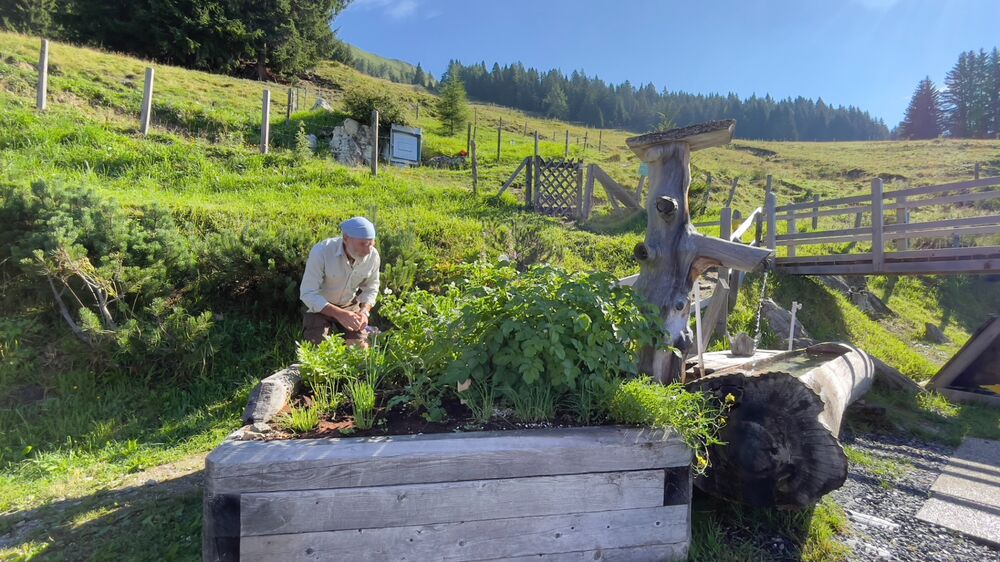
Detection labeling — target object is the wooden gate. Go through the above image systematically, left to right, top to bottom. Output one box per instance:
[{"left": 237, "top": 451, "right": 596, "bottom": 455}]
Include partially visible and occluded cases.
[{"left": 533, "top": 158, "right": 584, "bottom": 217}]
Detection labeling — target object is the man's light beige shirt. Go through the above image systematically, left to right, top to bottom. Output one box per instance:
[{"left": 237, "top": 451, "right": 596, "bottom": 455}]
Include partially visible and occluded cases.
[{"left": 300, "top": 237, "right": 380, "bottom": 313}]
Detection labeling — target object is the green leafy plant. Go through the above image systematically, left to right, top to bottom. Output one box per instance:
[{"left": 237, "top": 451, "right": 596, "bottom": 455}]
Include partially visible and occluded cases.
[
  {"left": 343, "top": 87, "right": 409, "bottom": 134},
  {"left": 438, "top": 262, "right": 662, "bottom": 424},
  {"left": 609, "top": 377, "right": 727, "bottom": 474},
  {"left": 347, "top": 379, "right": 376, "bottom": 430},
  {"left": 275, "top": 405, "right": 321, "bottom": 434}
]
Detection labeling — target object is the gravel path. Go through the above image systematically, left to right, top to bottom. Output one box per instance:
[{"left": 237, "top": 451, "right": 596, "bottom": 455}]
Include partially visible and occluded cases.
[{"left": 834, "top": 432, "right": 1000, "bottom": 562}]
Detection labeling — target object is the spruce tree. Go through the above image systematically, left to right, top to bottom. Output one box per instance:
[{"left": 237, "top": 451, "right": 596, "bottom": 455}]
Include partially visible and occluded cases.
[
  {"left": 413, "top": 63, "right": 425, "bottom": 87},
  {"left": 436, "top": 70, "right": 470, "bottom": 135},
  {"left": 900, "top": 77, "right": 944, "bottom": 139},
  {"left": 543, "top": 83, "right": 569, "bottom": 119}
]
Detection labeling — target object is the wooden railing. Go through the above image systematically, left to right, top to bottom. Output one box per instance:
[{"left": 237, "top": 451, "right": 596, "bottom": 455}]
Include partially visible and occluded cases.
[{"left": 763, "top": 175, "right": 1000, "bottom": 275}]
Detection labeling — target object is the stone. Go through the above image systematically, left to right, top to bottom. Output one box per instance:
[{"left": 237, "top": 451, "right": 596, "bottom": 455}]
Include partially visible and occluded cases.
[
  {"left": 312, "top": 97, "right": 333, "bottom": 111},
  {"left": 342, "top": 118, "right": 360, "bottom": 136},
  {"left": 329, "top": 127, "right": 364, "bottom": 167},
  {"left": 306, "top": 134, "right": 317, "bottom": 152},
  {"left": 761, "top": 299, "right": 814, "bottom": 348},
  {"left": 924, "top": 322, "right": 950, "bottom": 344},
  {"left": 729, "top": 332, "right": 756, "bottom": 356},
  {"left": 241, "top": 365, "right": 302, "bottom": 424}
]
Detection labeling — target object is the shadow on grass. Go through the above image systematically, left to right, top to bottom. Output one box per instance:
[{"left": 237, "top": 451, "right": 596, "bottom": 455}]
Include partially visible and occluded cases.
[
  {"left": 0, "top": 471, "right": 204, "bottom": 561},
  {"left": 690, "top": 491, "right": 847, "bottom": 562}
]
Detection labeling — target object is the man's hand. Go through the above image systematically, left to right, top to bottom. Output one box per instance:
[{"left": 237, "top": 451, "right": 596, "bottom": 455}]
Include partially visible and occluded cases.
[
  {"left": 321, "top": 305, "right": 364, "bottom": 331},
  {"left": 358, "top": 309, "right": 370, "bottom": 331}
]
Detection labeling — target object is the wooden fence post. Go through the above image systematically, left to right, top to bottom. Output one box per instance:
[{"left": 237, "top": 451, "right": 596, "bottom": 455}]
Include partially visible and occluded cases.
[
  {"left": 36, "top": 38, "right": 49, "bottom": 111},
  {"left": 139, "top": 67, "right": 154, "bottom": 136},
  {"left": 286, "top": 88, "right": 294, "bottom": 120},
  {"left": 260, "top": 89, "right": 270, "bottom": 154},
  {"left": 415, "top": 105, "right": 420, "bottom": 120},
  {"left": 371, "top": 109, "right": 379, "bottom": 176},
  {"left": 497, "top": 118, "right": 502, "bottom": 162},
  {"left": 466, "top": 123, "right": 471, "bottom": 153},
  {"left": 564, "top": 130, "right": 569, "bottom": 157},
  {"left": 583, "top": 130, "right": 588, "bottom": 151},
  {"left": 598, "top": 130, "right": 603, "bottom": 153},
  {"left": 527, "top": 131, "right": 538, "bottom": 208},
  {"left": 471, "top": 139, "right": 478, "bottom": 195},
  {"left": 975, "top": 162, "right": 981, "bottom": 180},
  {"left": 576, "top": 163, "right": 585, "bottom": 221},
  {"left": 583, "top": 163, "right": 595, "bottom": 220},
  {"left": 871, "top": 178, "right": 884, "bottom": 272},
  {"left": 765, "top": 191, "right": 777, "bottom": 251},
  {"left": 895, "top": 194, "right": 909, "bottom": 250},
  {"left": 811, "top": 195, "right": 819, "bottom": 229},
  {"left": 720, "top": 206, "right": 732, "bottom": 242},
  {"left": 787, "top": 207, "right": 797, "bottom": 257}
]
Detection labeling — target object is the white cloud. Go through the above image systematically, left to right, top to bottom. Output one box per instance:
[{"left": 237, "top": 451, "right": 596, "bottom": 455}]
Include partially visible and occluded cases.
[{"left": 353, "top": 0, "right": 420, "bottom": 20}]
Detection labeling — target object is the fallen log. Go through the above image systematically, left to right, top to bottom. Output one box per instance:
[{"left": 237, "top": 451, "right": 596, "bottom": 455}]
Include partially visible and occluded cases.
[{"left": 686, "top": 343, "right": 874, "bottom": 508}]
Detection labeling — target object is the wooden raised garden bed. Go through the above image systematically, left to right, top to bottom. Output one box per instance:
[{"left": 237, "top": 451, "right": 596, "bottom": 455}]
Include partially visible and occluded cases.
[{"left": 204, "top": 425, "right": 692, "bottom": 561}]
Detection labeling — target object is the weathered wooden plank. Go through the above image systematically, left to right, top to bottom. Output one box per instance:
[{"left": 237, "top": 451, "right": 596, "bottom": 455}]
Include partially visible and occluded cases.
[
  {"left": 497, "top": 157, "right": 529, "bottom": 197},
  {"left": 591, "top": 166, "right": 641, "bottom": 209},
  {"left": 884, "top": 176, "right": 1000, "bottom": 199},
  {"left": 871, "top": 178, "right": 884, "bottom": 271},
  {"left": 884, "top": 189, "right": 1000, "bottom": 210},
  {"left": 777, "top": 193, "right": 871, "bottom": 212},
  {"left": 776, "top": 204, "right": 870, "bottom": 222},
  {"left": 731, "top": 207, "right": 762, "bottom": 242},
  {"left": 884, "top": 214, "right": 1000, "bottom": 233},
  {"left": 888, "top": 223, "right": 1000, "bottom": 241},
  {"left": 777, "top": 225, "right": 872, "bottom": 242},
  {"left": 889, "top": 246, "right": 1000, "bottom": 261},
  {"left": 777, "top": 253, "right": 873, "bottom": 265},
  {"left": 777, "top": 257, "right": 998, "bottom": 276},
  {"left": 700, "top": 278, "right": 730, "bottom": 349},
  {"left": 207, "top": 427, "right": 689, "bottom": 495},
  {"left": 241, "top": 470, "right": 666, "bottom": 537},
  {"left": 240, "top": 505, "right": 688, "bottom": 562},
  {"left": 491, "top": 543, "right": 687, "bottom": 562}
]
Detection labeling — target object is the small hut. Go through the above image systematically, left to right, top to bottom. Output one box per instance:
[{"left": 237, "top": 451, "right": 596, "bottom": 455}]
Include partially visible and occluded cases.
[{"left": 929, "top": 315, "right": 1000, "bottom": 407}]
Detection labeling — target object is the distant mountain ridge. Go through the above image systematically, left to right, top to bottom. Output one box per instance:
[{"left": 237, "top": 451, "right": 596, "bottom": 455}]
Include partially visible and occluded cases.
[{"left": 348, "top": 45, "right": 435, "bottom": 88}]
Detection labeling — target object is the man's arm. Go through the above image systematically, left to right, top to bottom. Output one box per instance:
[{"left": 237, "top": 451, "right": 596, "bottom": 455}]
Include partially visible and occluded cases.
[{"left": 300, "top": 245, "right": 332, "bottom": 313}]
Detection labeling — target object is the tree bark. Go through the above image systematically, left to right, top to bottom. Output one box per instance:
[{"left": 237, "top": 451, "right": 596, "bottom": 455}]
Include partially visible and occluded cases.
[
  {"left": 626, "top": 121, "right": 770, "bottom": 384},
  {"left": 687, "top": 343, "right": 874, "bottom": 508}
]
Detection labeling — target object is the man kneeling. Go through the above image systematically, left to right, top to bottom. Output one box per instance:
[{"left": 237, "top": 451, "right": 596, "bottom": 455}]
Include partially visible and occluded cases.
[{"left": 300, "top": 216, "right": 380, "bottom": 348}]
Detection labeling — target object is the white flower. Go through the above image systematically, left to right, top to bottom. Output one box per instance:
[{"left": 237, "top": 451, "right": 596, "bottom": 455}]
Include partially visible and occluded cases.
[{"left": 383, "top": 288, "right": 393, "bottom": 295}]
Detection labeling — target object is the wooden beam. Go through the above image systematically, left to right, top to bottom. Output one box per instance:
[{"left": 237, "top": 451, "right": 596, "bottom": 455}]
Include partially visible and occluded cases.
[
  {"left": 497, "top": 157, "right": 529, "bottom": 197},
  {"left": 582, "top": 163, "right": 596, "bottom": 219},
  {"left": 591, "top": 165, "right": 641, "bottom": 209},
  {"left": 765, "top": 191, "right": 777, "bottom": 250},
  {"left": 700, "top": 278, "right": 730, "bottom": 349},
  {"left": 206, "top": 426, "right": 689, "bottom": 495},
  {"left": 240, "top": 471, "right": 666, "bottom": 536},
  {"left": 241, "top": 506, "right": 688, "bottom": 562}
]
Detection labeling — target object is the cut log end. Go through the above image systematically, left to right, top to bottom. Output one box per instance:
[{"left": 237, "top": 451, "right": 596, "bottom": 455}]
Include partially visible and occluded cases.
[
  {"left": 626, "top": 120, "right": 736, "bottom": 158},
  {"left": 688, "top": 371, "right": 848, "bottom": 509}
]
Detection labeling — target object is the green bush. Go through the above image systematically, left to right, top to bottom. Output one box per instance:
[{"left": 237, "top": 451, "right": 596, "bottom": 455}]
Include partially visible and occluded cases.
[{"left": 343, "top": 88, "right": 409, "bottom": 134}]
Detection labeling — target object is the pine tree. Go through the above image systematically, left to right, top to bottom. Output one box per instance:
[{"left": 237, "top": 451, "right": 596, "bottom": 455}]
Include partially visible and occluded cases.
[
  {"left": 413, "top": 63, "right": 425, "bottom": 87},
  {"left": 436, "top": 70, "right": 470, "bottom": 135},
  {"left": 899, "top": 77, "right": 944, "bottom": 139},
  {"left": 543, "top": 83, "right": 569, "bottom": 119}
]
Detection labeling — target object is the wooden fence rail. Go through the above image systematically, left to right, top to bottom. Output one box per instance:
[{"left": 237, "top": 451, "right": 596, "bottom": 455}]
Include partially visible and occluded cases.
[{"left": 765, "top": 175, "right": 1000, "bottom": 275}]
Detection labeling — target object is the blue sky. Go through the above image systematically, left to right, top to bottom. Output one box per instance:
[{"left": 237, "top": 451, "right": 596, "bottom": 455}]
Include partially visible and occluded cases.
[{"left": 335, "top": 0, "right": 1000, "bottom": 128}]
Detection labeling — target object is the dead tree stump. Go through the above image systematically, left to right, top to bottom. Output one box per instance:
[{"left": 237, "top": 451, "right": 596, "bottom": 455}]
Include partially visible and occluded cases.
[{"left": 626, "top": 121, "right": 770, "bottom": 384}]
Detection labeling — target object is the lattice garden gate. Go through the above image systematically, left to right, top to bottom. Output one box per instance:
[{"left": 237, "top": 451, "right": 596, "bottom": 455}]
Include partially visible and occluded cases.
[{"left": 531, "top": 158, "right": 584, "bottom": 217}]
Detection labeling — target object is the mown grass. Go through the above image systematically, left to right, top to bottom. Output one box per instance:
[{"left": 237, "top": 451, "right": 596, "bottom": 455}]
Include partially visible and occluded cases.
[{"left": 1, "top": 30, "right": 999, "bottom": 561}]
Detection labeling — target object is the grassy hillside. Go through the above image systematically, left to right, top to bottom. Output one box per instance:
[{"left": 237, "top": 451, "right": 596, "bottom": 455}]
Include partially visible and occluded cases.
[{"left": 1, "top": 31, "right": 999, "bottom": 560}]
